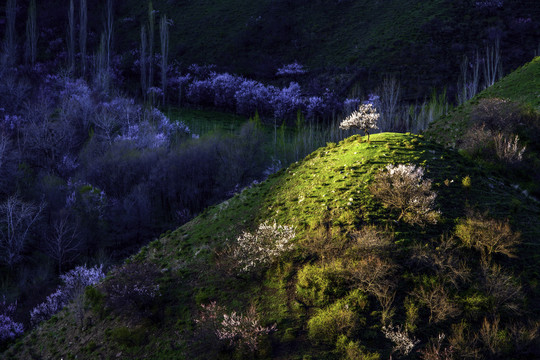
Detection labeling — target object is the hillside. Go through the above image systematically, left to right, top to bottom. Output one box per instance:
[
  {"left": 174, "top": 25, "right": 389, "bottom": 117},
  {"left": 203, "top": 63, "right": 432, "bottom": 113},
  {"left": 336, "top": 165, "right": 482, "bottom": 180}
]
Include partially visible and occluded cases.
[
  {"left": 25, "top": 0, "right": 540, "bottom": 99},
  {"left": 425, "top": 56, "right": 540, "bottom": 195},
  {"left": 6, "top": 132, "right": 540, "bottom": 359}
]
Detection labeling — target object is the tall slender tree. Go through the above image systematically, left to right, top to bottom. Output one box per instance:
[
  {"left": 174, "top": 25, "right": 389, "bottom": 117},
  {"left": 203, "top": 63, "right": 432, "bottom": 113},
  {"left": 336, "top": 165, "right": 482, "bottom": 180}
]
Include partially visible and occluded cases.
[
  {"left": 3, "top": 0, "right": 17, "bottom": 67},
  {"left": 25, "top": 0, "right": 37, "bottom": 66},
  {"left": 68, "top": 0, "right": 76, "bottom": 72},
  {"left": 79, "top": 0, "right": 87, "bottom": 75},
  {"left": 104, "top": 0, "right": 114, "bottom": 71},
  {"left": 148, "top": 1, "right": 155, "bottom": 90},
  {"left": 160, "top": 15, "right": 169, "bottom": 104},
  {"left": 140, "top": 25, "right": 148, "bottom": 99}
]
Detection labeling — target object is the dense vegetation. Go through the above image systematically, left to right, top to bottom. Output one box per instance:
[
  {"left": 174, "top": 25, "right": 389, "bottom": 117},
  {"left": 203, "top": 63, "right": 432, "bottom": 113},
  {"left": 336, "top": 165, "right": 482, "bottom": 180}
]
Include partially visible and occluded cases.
[{"left": 1, "top": 0, "right": 540, "bottom": 359}]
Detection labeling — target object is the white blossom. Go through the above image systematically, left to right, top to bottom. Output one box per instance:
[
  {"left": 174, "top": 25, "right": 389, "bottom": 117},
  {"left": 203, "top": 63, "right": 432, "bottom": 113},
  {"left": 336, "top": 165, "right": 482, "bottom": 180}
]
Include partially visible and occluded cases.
[{"left": 339, "top": 103, "right": 380, "bottom": 141}]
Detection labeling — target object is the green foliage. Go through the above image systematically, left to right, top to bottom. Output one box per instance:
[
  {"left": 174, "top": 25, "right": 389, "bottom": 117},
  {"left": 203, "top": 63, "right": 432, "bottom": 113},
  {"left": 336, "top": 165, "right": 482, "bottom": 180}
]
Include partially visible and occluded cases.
[
  {"left": 296, "top": 261, "right": 350, "bottom": 307},
  {"left": 85, "top": 286, "right": 106, "bottom": 318},
  {"left": 307, "top": 300, "right": 359, "bottom": 345},
  {"left": 109, "top": 326, "right": 147, "bottom": 347},
  {"left": 335, "top": 335, "right": 380, "bottom": 360}
]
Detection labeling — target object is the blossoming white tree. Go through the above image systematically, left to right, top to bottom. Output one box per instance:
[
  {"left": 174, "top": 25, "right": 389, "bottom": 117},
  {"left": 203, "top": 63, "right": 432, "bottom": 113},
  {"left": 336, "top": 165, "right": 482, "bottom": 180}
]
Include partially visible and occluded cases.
[
  {"left": 339, "top": 103, "right": 380, "bottom": 141},
  {"left": 231, "top": 221, "right": 295, "bottom": 274}
]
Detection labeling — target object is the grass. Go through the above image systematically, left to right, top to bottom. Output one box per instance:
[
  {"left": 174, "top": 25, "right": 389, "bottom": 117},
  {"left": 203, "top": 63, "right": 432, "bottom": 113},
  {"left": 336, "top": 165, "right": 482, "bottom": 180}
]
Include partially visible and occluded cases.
[{"left": 8, "top": 132, "right": 540, "bottom": 359}]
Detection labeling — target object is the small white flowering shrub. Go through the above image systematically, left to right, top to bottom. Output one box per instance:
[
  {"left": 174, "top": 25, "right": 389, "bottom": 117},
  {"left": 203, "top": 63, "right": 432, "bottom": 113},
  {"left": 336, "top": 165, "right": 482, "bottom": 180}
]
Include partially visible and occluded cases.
[
  {"left": 339, "top": 103, "right": 380, "bottom": 141},
  {"left": 370, "top": 164, "right": 440, "bottom": 226},
  {"left": 231, "top": 221, "right": 296, "bottom": 274},
  {"left": 30, "top": 264, "right": 105, "bottom": 326},
  {"left": 0, "top": 297, "right": 23, "bottom": 342},
  {"left": 196, "top": 301, "right": 277, "bottom": 352},
  {"left": 382, "top": 324, "right": 420, "bottom": 356}
]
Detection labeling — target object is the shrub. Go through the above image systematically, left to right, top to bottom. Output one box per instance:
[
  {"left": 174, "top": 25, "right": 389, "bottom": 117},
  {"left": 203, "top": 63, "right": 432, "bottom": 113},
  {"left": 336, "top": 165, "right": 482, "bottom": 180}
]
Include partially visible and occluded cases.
[
  {"left": 276, "top": 62, "right": 306, "bottom": 76},
  {"left": 470, "top": 98, "right": 522, "bottom": 134},
  {"left": 339, "top": 103, "right": 380, "bottom": 141},
  {"left": 460, "top": 124, "right": 496, "bottom": 159},
  {"left": 494, "top": 133, "right": 526, "bottom": 164},
  {"left": 370, "top": 164, "right": 440, "bottom": 226},
  {"left": 455, "top": 212, "right": 520, "bottom": 263},
  {"left": 230, "top": 221, "right": 295, "bottom": 275},
  {"left": 348, "top": 225, "right": 394, "bottom": 255},
  {"left": 296, "top": 261, "right": 350, "bottom": 307},
  {"left": 101, "top": 262, "right": 161, "bottom": 318},
  {"left": 30, "top": 265, "right": 105, "bottom": 326},
  {"left": 412, "top": 282, "right": 460, "bottom": 324},
  {"left": 0, "top": 297, "right": 23, "bottom": 342},
  {"left": 307, "top": 300, "right": 358, "bottom": 345},
  {"left": 196, "top": 302, "right": 276, "bottom": 353},
  {"left": 479, "top": 317, "right": 511, "bottom": 357},
  {"left": 381, "top": 324, "right": 420, "bottom": 356},
  {"left": 418, "top": 333, "right": 454, "bottom": 360},
  {"left": 335, "top": 335, "right": 380, "bottom": 360}
]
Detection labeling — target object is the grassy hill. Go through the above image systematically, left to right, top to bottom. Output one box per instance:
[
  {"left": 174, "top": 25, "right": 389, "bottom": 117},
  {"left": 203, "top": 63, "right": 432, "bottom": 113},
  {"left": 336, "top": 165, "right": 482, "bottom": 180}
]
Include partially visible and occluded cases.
[
  {"left": 424, "top": 56, "right": 540, "bottom": 196},
  {"left": 6, "top": 132, "right": 540, "bottom": 359}
]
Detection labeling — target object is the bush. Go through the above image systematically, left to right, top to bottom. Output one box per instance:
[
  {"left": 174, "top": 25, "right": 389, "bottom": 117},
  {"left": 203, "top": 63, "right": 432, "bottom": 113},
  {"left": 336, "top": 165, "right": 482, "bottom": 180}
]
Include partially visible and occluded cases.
[
  {"left": 470, "top": 98, "right": 522, "bottom": 134},
  {"left": 370, "top": 164, "right": 440, "bottom": 226},
  {"left": 455, "top": 212, "right": 520, "bottom": 263},
  {"left": 229, "top": 221, "right": 295, "bottom": 275},
  {"left": 296, "top": 261, "right": 350, "bottom": 307},
  {"left": 101, "top": 262, "right": 161, "bottom": 318},
  {"left": 30, "top": 265, "right": 105, "bottom": 326},
  {"left": 0, "top": 297, "right": 23, "bottom": 342},
  {"left": 307, "top": 300, "right": 358, "bottom": 345},
  {"left": 196, "top": 302, "right": 276, "bottom": 353},
  {"left": 336, "top": 335, "right": 380, "bottom": 360}
]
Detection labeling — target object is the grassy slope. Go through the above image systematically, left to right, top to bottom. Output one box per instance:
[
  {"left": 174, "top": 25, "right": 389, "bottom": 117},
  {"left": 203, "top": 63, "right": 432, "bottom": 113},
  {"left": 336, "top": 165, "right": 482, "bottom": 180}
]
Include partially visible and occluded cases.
[
  {"left": 425, "top": 56, "right": 540, "bottom": 148},
  {"left": 6, "top": 132, "right": 540, "bottom": 359}
]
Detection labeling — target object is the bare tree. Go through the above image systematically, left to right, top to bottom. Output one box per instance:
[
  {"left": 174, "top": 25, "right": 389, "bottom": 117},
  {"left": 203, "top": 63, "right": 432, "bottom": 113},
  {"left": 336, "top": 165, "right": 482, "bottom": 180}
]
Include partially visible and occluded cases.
[
  {"left": 3, "top": 0, "right": 17, "bottom": 67},
  {"left": 25, "top": 0, "right": 37, "bottom": 66},
  {"left": 68, "top": 0, "right": 76, "bottom": 72},
  {"left": 79, "top": 0, "right": 87, "bottom": 76},
  {"left": 104, "top": 0, "right": 114, "bottom": 71},
  {"left": 148, "top": 1, "right": 155, "bottom": 90},
  {"left": 160, "top": 14, "right": 169, "bottom": 104},
  {"left": 140, "top": 25, "right": 148, "bottom": 99},
  {"left": 482, "top": 38, "right": 503, "bottom": 89},
  {"left": 376, "top": 76, "right": 401, "bottom": 131},
  {"left": 0, "top": 196, "right": 44, "bottom": 268},
  {"left": 45, "top": 215, "right": 82, "bottom": 273}
]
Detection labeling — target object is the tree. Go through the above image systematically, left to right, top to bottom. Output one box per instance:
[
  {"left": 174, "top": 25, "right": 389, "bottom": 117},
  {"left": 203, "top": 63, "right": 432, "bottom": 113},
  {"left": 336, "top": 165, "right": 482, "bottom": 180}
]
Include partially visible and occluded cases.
[
  {"left": 339, "top": 103, "right": 379, "bottom": 141},
  {"left": 0, "top": 196, "right": 44, "bottom": 268},
  {"left": 45, "top": 215, "right": 82, "bottom": 273}
]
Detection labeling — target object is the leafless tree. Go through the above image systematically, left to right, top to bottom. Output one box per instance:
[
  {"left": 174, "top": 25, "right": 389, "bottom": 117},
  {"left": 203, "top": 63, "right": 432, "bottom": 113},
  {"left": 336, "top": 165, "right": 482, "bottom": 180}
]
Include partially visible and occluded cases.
[
  {"left": 376, "top": 76, "right": 401, "bottom": 131},
  {"left": 0, "top": 195, "right": 44, "bottom": 267},
  {"left": 45, "top": 215, "right": 82, "bottom": 273},
  {"left": 412, "top": 283, "right": 460, "bottom": 324}
]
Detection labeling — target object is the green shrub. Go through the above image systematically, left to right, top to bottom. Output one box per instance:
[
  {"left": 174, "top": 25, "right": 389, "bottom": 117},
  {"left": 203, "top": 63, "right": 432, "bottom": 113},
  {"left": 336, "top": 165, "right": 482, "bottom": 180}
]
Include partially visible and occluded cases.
[
  {"left": 296, "top": 261, "right": 350, "bottom": 307},
  {"left": 85, "top": 285, "right": 105, "bottom": 317},
  {"left": 307, "top": 300, "right": 358, "bottom": 345},
  {"left": 110, "top": 326, "right": 147, "bottom": 347},
  {"left": 335, "top": 335, "right": 380, "bottom": 360}
]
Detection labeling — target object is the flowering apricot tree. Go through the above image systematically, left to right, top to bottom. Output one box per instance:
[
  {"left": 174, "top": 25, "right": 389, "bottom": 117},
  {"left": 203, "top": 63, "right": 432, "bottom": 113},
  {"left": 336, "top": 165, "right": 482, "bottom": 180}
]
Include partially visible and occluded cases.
[{"left": 339, "top": 103, "right": 380, "bottom": 141}]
